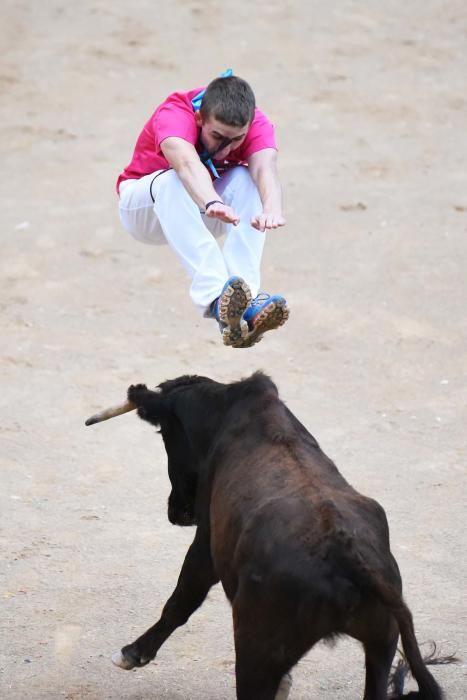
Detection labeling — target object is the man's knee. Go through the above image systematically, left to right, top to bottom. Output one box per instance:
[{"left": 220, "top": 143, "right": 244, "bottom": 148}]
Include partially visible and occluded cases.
[{"left": 119, "top": 204, "right": 165, "bottom": 245}]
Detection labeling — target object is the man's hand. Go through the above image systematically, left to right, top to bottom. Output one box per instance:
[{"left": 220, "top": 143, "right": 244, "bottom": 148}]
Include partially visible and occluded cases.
[
  {"left": 248, "top": 150, "right": 285, "bottom": 232},
  {"left": 206, "top": 202, "right": 240, "bottom": 225},
  {"left": 251, "top": 213, "right": 286, "bottom": 232}
]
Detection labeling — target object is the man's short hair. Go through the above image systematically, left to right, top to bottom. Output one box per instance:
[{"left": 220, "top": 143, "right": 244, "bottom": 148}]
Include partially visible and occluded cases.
[{"left": 200, "top": 76, "right": 256, "bottom": 127}]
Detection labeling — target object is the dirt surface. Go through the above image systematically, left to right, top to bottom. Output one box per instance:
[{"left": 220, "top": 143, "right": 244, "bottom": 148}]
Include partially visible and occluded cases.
[{"left": 1, "top": 1, "right": 466, "bottom": 698}]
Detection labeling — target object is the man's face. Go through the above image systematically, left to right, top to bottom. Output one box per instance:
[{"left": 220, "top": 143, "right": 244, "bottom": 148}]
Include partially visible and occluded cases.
[{"left": 195, "top": 112, "right": 249, "bottom": 160}]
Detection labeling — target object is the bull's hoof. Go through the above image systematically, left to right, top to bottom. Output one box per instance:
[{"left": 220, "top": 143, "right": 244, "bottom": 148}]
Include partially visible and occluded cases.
[
  {"left": 111, "top": 647, "right": 151, "bottom": 670},
  {"left": 112, "top": 650, "right": 134, "bottom": 670}
]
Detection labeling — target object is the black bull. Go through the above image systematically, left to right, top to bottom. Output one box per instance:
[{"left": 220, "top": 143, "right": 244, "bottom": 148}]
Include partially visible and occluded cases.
[{"left": 89, "top": 372, "right": 446, "bottom": 699}]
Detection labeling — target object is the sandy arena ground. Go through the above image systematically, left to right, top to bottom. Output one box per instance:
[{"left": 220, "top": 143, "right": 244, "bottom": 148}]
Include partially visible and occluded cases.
[{"left": 1, "top": 1, "right": 466, "bottom": 698}]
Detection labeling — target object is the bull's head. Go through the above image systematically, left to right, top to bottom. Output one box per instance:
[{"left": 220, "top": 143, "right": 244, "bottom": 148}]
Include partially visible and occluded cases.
[{"left": 86, "top": 375, "right": 221, "bottom": 527}]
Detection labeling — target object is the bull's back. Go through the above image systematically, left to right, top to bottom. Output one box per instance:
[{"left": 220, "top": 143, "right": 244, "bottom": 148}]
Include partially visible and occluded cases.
[{"left": 209, "top": 446, "right": 398, "bottom": 609}]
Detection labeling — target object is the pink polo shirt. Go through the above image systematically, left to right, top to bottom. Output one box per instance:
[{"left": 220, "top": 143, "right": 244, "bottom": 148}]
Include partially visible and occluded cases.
[{"left": 116, "top": 87, "right": 277, "bottom": 192}]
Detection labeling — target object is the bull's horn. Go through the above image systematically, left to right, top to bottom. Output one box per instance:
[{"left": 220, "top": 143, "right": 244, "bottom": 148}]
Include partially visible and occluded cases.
[{"left": 85, "top": 400, "right": 136, "bottom": 426}]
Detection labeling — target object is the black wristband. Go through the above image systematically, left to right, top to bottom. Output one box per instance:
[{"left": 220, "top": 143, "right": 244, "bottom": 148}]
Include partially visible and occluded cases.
[{"left": 204, "top": 200, "right": 224, "bottom": 212}]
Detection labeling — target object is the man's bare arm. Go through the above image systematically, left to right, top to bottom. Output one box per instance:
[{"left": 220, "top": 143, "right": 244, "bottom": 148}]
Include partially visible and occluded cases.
[
  {"left": 160, "top": 137, "right": 239, "bottom": 225},
  {"left": 248, "top": 148, "right": 286, "bottom": 232}
]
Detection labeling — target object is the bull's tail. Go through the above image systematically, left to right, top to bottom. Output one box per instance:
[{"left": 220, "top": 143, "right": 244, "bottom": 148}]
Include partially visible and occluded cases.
[
  {"left": 332, "top": 530, "right": 449, "bottom": 699},
  {"left": 352, "top": 568, "right": 445, "bottom": 698},
  {"left": 390, "top": 602, "right": 444, "bottom": 699},
  {"left": 388, "top": 642, "right": 458, "bottom": 699}
]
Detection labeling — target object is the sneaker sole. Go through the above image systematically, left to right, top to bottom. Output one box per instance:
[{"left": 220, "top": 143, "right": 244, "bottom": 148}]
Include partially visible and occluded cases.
[
  {"left": 217, "top": 278, "right": 252, "bottom": 346},
  {"left": 233, "top": 299, "right": 290, "bottom": 348}
]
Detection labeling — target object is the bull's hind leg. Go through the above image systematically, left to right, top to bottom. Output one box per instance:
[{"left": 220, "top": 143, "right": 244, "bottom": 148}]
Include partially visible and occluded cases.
[
  {"left": 112, "top": 532, "right": 218, "bottom": 670},
  {"left": 231, "top": 579, "right": 319, "bottom": 700},
  {"left": 346, "top": 599, "right": 399, "bottom": 699},
  {"left": 361, "top": 615, "right": 399, "bottom": 700},
  {"left": 233, "top": 618, "right": 297, "bottom": 700},
  {"left": 363, "top": 634, "right": 398, "bottom": 700},
  {"left": 235, "top": 655, "right": 292, "bottom": 700}
]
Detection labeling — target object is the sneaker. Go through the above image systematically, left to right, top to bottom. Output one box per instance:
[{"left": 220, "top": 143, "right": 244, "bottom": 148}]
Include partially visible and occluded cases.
[
  {"left": 212, "top": 277, "right": 252, "bottom": 346},
  {"left": 232, "top": 292, "right": 289, "bottom": 348}
]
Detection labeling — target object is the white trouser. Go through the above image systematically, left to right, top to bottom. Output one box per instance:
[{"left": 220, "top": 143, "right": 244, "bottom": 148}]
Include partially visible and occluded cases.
[{"left": 118, "top": 166, "right": 266, "bottom": 313}]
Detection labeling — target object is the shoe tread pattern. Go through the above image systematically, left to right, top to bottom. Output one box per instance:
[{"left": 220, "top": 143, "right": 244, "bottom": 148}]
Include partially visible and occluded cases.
[
  {"left": 218, "top": 278, "right": 252, "bottom": 346},
  {"left": 233, "top": 299, "right": 289, "bottom": 348}
]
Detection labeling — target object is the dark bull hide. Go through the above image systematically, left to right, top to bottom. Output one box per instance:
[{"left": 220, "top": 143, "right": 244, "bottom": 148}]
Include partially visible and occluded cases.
[{"left": 107, "top": 372, "right": 446, "bottom": 699}]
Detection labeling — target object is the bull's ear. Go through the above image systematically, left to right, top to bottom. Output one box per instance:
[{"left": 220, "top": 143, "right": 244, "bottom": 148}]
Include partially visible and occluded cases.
[{"left": 127, "top": 384, "right": 165, "bottom": 426}]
